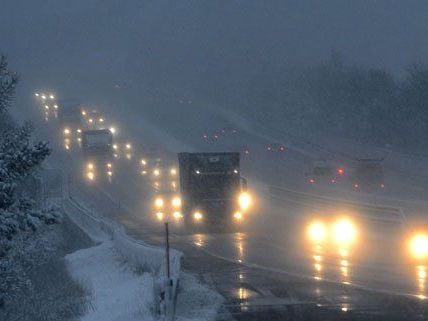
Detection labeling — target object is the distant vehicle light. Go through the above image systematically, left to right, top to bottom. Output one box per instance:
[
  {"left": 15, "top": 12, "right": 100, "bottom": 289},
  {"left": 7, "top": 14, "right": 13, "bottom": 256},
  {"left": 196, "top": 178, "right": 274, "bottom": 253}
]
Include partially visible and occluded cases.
[
  {"left": 35, "top": 93, "right": 39, "bottom": 97},
  {"left": 49, "top": 94, "right": 55, "bottom": 99},
  {"left": 41, "top": 95, "right": 46, "bottom": 100},
  {"left": 53, "top": 104, "right": 58, "bottom": 109},
  {"left": 44, "top": 105, "right": 49, "bottom": 110},
  {"left": 81, "top": 110, "right": 86, "bottom": 116},
  {"left": 88, "top": 118, "right": 93, "bottom": 123},
  {"left": 99, "top": 118, "right": 104, "bottom": 122},
  {"left": 109, "top": 127, "right": 116, "bottom": 134},
  {"left": 63, "top": 128, "right": 70, "bottom": 135},
  {"left": 77, "top": 128, "right": 82, "bottom": 134},
  {"left": 125, "top": 143, "right": 131, "bottom": 149},
  {"left": 65, "top": 144, "right": 70, "bottom": 150},
  {"left": 112, "top": 144, "right": 118, "bottom": 150},
  {"left": 141, "top": 159, "right": 147, "bottom": 165},
  {"left": 87, "top": 163, "right": 94, "bottom": 170},
  {"left": 107, "top": 163, "right": 112, "bottom": 168},
  {"left": 170, "top": 168, "right": 177, "bottom": 176},
  {"left": 337, "top": 168, "right": 345, "bottom": 176},
  {"left": 153, "top": 169, "right": 161, "bottom": 177},
  {"left": 233, "top": 169, "right": 239, "bottom": 174},
  {"left": 141, "top": 170, "right": 147, "bottom": 175},
  {"left": 195, "top": 170, "right": 200, "bottom": 175},
  {"left": 87, "top": 171, "right": 95, "bottom": 180},
  {"left": 107, "top": 171, "right": 113, "bottom": 177},
  {"left": 354, "top": 184, "right": 359, "bottom": 189},
  {"left": 381, "top": 184, "right": 385, "bottom": 188},
  {"left": 238, "top": 192, "right": 251, "bottom": 211},
  {"left": 172, "top": 196, "right": 181, "bottom": 208},
  {"left": 154, "top": 197, "right": 164, "bottom": 209},
  {"left": 173, "top": 211, "right": 182, "bottom": 220},
  {"left": 233, "top": 211, "right": 243, "bottom": 221},
  {"left": 156, "top": 212, "right": 164, "bottom": 221},
  {"left": 193, "top": 212, "right": 203, "bottom": 221},
  {"left": 332, "top": 219, "right": 357, "bottom": 245},
  {"left": 308, "top": 221, "right": 326, "bottom": 243},
  {"left": 410, "top": 234, "right": 428, "bottom": 259}
]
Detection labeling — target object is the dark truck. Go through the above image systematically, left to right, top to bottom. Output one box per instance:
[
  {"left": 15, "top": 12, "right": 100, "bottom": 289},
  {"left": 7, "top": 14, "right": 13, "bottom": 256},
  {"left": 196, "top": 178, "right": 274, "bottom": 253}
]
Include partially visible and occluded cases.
[
  {"left": 57, "top": 99, "right": 82, "bottom": 130},
  {"left": 81, "top": 129, "right": 114, "bottom": 181},
  {"left": 178, "top": 152, "right": 249, "bottom": 229},
  {"left": 352, "top": 158, "right": 385, "bottom": 191}
]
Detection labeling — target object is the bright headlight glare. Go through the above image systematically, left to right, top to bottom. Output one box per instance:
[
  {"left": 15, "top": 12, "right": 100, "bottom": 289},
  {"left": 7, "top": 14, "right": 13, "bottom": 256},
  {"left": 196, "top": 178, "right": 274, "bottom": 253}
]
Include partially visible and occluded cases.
[
  {"left": 87, "top": 163, "right": 94, "bottom": 170},
  {"left": 238, "top": 192, "right": 251, "bottom": 211},
  {"left": 172, "top": 196, "right": 181, "bottom": 208},
  {"left": 154, "top": 197, "right": 164, "bottom": 209},
  {"left": 234, "top": 211, "right": 243, "bottom": 220},
  {"left": 194, "top": 212, "right": 203, "bottom": 221},
  {"left": 332, "top": 219, "right": 357, "bottom": 245},
  {"left": 308, "top": 221, "right": 326, "bottom": 243},
  {"left": 410, "top": 234, "right": 428, "bottom": 259}
]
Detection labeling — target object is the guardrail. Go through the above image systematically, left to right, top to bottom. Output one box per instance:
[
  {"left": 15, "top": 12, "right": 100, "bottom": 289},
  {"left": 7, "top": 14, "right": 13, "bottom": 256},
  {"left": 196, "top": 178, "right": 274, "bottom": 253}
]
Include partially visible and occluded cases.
[
  {"left": 269, "top": 185, "right": 406, "bottom": 224},
  {"left": 62, "top": 195, "right": 182, "bottom": 320}
]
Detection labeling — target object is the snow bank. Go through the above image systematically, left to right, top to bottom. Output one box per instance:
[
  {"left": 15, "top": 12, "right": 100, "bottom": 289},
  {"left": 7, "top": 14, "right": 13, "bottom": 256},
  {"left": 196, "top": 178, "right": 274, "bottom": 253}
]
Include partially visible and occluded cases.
[
  {"left": 63, "top": 196, "right": 182, "bottom": 279},
  {"left": 66, "top": 241, "right": 155, "bottom": 321}
]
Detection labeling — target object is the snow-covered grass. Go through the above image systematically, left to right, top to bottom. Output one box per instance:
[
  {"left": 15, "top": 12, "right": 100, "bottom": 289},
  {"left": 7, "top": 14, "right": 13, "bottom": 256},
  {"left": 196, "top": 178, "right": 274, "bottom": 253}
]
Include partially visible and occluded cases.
[
  {"left": 63, "top": 196, "right": 223, "bottom": 321},
  {"left": 66, "top": 241, "right": 155, "bottom": 321}
]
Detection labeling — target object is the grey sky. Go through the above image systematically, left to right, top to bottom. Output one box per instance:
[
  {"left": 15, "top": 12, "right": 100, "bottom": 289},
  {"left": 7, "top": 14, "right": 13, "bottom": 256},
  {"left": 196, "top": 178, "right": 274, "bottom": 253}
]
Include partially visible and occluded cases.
[{"left": 1, "top": 0, "right": 428, "bottom": 101}]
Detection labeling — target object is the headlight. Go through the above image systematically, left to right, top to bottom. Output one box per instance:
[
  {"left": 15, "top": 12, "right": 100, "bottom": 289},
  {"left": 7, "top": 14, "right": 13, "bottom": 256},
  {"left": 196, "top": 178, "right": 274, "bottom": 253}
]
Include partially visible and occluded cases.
[
  {"left": 49, "top": 94, "right": 55, "bottom": 99},
  {"left": 41, "top": 95, "right": 46, "bottom": 100},
  {"left": 53, "top": 104, "right": 58, "bottom": 109},
  {"left": 44, "top": 105, "right": 49, "bottom": 110},
  {"left": 81, "top": 110, "right": 86, "bottom": 116},
  {"left": 88, "top": 118, "right": 93, "bottom": 123},
  {"left": 99, "top": 118, "right": 104, "bottom": 123},
  {"left": 109, "top": 127, "right": 116, "bottom": 134},
  {"left": 64, "top": 128, "right": 70, "bottom": 135},
  {"left": 77, "top": 128, "right": 82, "bottom": 134},
  {"left": 125, "top": 143, "right": 131, "bottom": 150},
  {"left": 112, "top": 144, "right": 118, "bottom": 150},
  {"left": 141, "top": 159, "right": 147, "bottom": 166},
  {"left": 87, "top": 163, "right": 94, "bottom": 170},
  {"left": 107, "top": 163, "right": 112, "bottom": 168},
  {"left": 170, "top": 168, "right": 177, "bottom": 176},
  {"left": 153, "top": 169, "right": 161, "bottom": 177},
  {"left": 141, "top": 170, "right": 147, "bottom": 175},
  {"left": 107, "top": 171, "right": 113, "bottom": 177},
  {"left": 87, "top": 172, "right": 95, "bottom": 180},
  {"left": 238, "top": 192, "right": 251, "bottom": 211},
  {"left": 172, "top": 196, "right": 181, "bottom": 208},
  {"left": 154, "top": 197, "right": 164, "bottom": 209},
  {"left": 173, "top": 211, "right": 182, "bottom": 220},
  {"left": 233, "top": 211, "right": 243, "bottom": 221},
  {"left": 156, "top": 212, "right": 164, "bottom": 221},
  {"left": 193, "top": 212, "right": 203, "bottom": 221},
  {"left": 332, "top": 219, "right": 357, "bottom": 245},
  {"left": 307, "top": 221, "right": 326, "bottom": 243},
  {"left": 410, "top": 234, "right": 428, "bottom": 259}
]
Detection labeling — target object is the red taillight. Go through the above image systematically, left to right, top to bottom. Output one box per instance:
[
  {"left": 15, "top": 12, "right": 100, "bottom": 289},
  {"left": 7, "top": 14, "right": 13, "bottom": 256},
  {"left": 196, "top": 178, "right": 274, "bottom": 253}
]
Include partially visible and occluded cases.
[
  {"left": 337, "top": 168, "right": 345, "bottom": 176},
  {"left": 309, "top": 178, "right": 315, "bottom": 184},
  {"left": 331, "top": 179, "right": 336, "bottom": 184},
  {"left": 354, "top": 184, "right": 359, "bottom": 189}
]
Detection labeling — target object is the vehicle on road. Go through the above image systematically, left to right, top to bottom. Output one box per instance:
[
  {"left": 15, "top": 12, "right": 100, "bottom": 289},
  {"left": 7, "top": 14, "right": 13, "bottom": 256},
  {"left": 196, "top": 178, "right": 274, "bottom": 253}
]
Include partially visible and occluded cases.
[
  {"left": 81, "top": 129, "right": 114, "bottom": 181},
  {"left": 266, "top": 142, "right": 286, "bottom": 153},
  {"left": 178, "top": 152, "right": 250, "bottom": 230},
  {"left": 352, "top": 158, "right": 385, "bottom": 191},
  {"left": 307, "top": 160, "right": 345, "bottom": 185}
]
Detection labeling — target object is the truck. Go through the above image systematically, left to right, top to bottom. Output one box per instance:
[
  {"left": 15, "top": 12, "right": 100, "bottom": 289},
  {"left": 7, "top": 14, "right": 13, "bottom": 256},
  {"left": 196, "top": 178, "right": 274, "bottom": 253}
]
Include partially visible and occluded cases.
[
  {"left": 81, "top": 129, "right": 114, "bottom": 181},
  {"left": 178, "top": 152, "right": 250, "bottom": 229},
  {"left": 352, "top": 158, "right": 384, "bottom": 191}
]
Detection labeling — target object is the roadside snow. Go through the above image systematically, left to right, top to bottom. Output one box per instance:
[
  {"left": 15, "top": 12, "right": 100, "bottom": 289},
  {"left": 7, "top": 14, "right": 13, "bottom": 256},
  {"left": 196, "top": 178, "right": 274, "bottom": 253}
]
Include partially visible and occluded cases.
[{"left": 66, "top": 241, "right": 155, "bottom": 321}]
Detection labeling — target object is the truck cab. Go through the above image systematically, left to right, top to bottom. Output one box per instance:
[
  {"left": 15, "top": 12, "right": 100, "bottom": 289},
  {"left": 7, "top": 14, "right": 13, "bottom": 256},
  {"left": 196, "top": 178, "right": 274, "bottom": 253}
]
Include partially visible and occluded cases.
[
  {"left": 81, "top": 129, "right": 114, "bottom": 181},
  {"left": 178, "top": 152, "right": 250, "bottom": 230}
]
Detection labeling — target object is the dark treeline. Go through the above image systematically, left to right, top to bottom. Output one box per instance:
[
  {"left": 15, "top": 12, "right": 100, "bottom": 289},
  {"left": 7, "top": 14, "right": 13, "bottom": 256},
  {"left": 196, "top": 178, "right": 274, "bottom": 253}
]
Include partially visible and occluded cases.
[
  {"left": 196, "top": 54, "right": 428, "bottom": 152},
  {"left": 242, "top": 55, "right": 428, "bottom": 152}
]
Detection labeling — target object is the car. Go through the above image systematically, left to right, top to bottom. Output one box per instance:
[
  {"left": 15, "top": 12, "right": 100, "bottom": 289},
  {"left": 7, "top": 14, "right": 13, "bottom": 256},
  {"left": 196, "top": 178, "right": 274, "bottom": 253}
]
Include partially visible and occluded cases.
[{"left": 266, "top": 143, "right": 286, "bottom": 152}]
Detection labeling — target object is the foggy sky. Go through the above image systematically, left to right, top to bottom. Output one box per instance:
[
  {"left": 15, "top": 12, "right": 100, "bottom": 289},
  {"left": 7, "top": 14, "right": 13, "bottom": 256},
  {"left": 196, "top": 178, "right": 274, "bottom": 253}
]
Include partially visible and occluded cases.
[{"left": 1, "top": 0, "right": 428, "bottom": 107}]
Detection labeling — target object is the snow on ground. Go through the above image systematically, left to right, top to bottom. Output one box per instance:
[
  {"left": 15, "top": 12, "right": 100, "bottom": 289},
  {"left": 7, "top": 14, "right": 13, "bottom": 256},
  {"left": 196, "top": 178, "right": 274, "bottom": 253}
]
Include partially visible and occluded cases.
[
  {"left": 66, "top": 241, "right": 155, "bottom": 321},
  {"left": 175, "top": 273, "right": 224, "bottom": 321}
]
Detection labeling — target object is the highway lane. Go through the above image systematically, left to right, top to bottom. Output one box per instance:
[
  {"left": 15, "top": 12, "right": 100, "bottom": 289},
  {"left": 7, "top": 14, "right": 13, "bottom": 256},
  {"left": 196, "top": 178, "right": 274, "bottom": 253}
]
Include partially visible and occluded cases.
[{"left": 38, "top": 103, "right": 428, "bottom": 319}]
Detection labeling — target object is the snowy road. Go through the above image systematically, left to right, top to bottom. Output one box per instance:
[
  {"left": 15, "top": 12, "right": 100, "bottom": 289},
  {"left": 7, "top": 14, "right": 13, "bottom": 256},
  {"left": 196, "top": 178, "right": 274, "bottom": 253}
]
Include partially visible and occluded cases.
[{"left": 40, "top": 103, "right": 428, "bottom": 320}]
